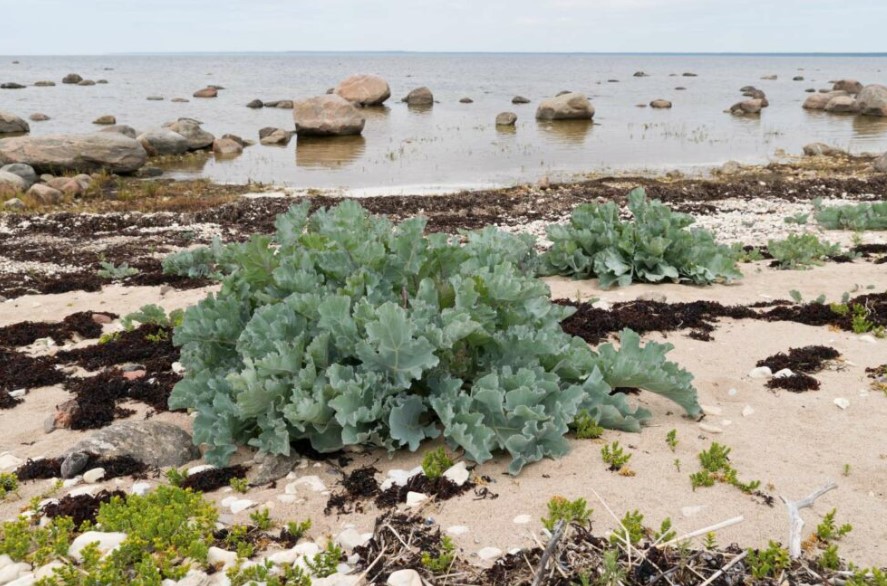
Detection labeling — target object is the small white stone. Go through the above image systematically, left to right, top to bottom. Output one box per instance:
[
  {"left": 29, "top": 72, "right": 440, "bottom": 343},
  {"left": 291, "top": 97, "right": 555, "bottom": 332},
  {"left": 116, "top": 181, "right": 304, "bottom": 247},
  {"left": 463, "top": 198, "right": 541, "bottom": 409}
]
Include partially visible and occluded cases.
[
  {"left": 591, "top": 300, "right": 612, "bottom": 311},
  {"left": 858, "top": 334, "right": 877, "bottom": 344},
  {"left": 171, "top": 362, "right": 185, "bottom": 374},
  {"left": 748, "top": 366, "right": 772, "bottom": 379},
  {"left": 773, "top": 368, "right": 794, "bottom": 379},
  {"left": 727, "top": 387, "right": 738, "bottom": 397},
  {"left": 8, "top": 389, "right": 26, "bottom": 399},
  {"left": 834, "top": 398, "right": 850, "bottom": 410},
  {"left": 700, "top": 404, "right": 723, "bottom": 416},
  {"left": 742, "top": 405, "right": 755, "bottom": 417},
  {"left": 698, "top": 423, "right": 723, "bottom": 434},
  {"left": 0, "top": 453, "right": 22, "bottom": 472},
  {"left": 442, "top": 461, "right": 470, "bottom": 486},
  {"left": 187, "top": 464, "right": 216, "bottom": 476},
  {"left": 380, "top": 467, "right": 422, "bottom": 491},
  {"left": 82, "top": 468, "right": 105, "bottom": 484},
  {"left": 286, "top": 475, "right": 326, "bottom": 493},
  {"left": 131, "top": 482, "right": 152, "bottom": 496},
  {"left": 67, "top": 485, "right": 100, "bottom": 497},
  {"left": 405, "top": 492, "right": 428, "bottom": 508},
  {"left": 276, "top": 494, "right": 298, "bottom": 504},
  {"left": 220, "top": 496, "right": 238, "bottom": 507},
  {"left": 229, "top": 499, "right": 256, "bottom": 514},
  {"left": 681, "top": 505, "right": 705, "bottom": 518},
  {"left": 512, "top": 514, "right": 531, "bottom": 524},
  {"left": 446, "top": 525, "right": 470, "bottom": 535},
  {"left": 335, "top": 528, "right": 371, "bottom": 551},
  {"left": 68, "top": 531, "right": 127, "bottom": 561},
  {"left": 292, "top": 542, "right": 321, "bottom": 557},
  {"left": 207, "top": 546, "right": 238, "bottom": 568},
  {"left": 267, "top": 547, "right": 301, "bottom": 565},
  {"left": 477, "top": 547, "right": 503, "bottom": 561},
  {"left": 0, "top": 555, "right": 14, "bottom": 574},
  {"left": 34, "top": 561, "right": 66, "bottom": 579},
  {"left": 0, "top": 562, "right": 31, "bottom": 584},
  {"left": 387, "top": 568, "right": 423, "bottom": 586},
  {"left": 312, "top": 573, "right": 363, "bottom": 586}
]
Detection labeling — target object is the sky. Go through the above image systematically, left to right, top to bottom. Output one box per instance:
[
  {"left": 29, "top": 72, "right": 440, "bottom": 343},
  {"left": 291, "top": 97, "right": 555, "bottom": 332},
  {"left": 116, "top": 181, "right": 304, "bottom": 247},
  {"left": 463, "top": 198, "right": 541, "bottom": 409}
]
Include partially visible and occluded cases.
[{"left": 2, "top": 0, "right": 886, "bottom": 55}]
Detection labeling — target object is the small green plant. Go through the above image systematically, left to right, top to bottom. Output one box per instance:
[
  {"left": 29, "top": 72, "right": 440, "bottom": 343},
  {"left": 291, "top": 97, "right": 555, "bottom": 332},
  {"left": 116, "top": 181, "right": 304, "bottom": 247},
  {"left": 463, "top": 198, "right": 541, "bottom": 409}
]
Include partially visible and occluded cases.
[
  {"left": 815, "top": 201, "right": 887, "bottom": 231},
  {"left": 784, "top": 213, "right": 809, "bottom": 225},
  {"left": 768, "top": 233, "right": 842, "bottom": 269},
  {"left": 97, "top": 261, "right": 140, "bottom": 280},
  {"left": 830, "top": 302, "right": 850, "bottom": 317},
  {"left": 850, "top": 303, "right": 886, "bottom": 337},
  {"left": 121, "top": 304, "right": 184, "bottom": 331},
  {"left": 97, "top": 331, "right": 121, "bottom": 345},
  {"left": 572, "top": 409, "right": 604, "bottom": 439},
  {"left": 666, "top": 429, "right": 678, "bottom": 452},
  {"left": 601, "top": 441, "right": 632, "bottom": 472},
  {"left": 690, "top": 442, "right": 760, "bottom": 494},
  {"left": 421, "top": 447, "right": 454, "bottom": 481},
  {"left": 673, "top": 458, "right": 681, "bottom": 472},
  {"left": 843, "top": 463, "right": 852, "bottom": 477},
  {"left": 165, "top": 467, "right": 186, "bottom": 487},
  {"left": 0, "top": 473, "right": 18, "bottom": 500},
  {"left": 229, "top": 477, "right": 249, "bottom": 493},
  {"left": 542, "top": 496, "right": 591, "bottom": 531},
  {"left": 249, "top": 508, "right": 273, "bottom": 531},
  {"left": 816, "top": 508, "right": 853, "bottom": 542},
  {"left": 610, "top": 510, "right": 645, "bottom": 546},
  {"left": 654, "top": 517, "right": 676, "bottom": 543},
  {"left": 285, "top": 519, "right": 312, "bottom": 542},
  {"left": 225, "top": 524, "right": 255, "bottom": 559},
  {"left": 702, "top": 532, "right": 718, "bottom": 551},
  {"left": 421, "top": 535, "right": 456, "bottom": 573},
  {"left": 306, "top": 540, "right": 343, "bottom": 578},
  {"left": 746, "top": 541, "right": 790, "bottom": 579},
  {"left": 819, "top": 544, "right": 841, "bottom": 570},
  {"left": 596, "top": 549, "right": 627, "bottom": 586},
  {"left": 228, "top": 558, "right": 311, "bottom": 586},
  {"left": 846, "top": 567, "right": 887, "bottom": 586}
]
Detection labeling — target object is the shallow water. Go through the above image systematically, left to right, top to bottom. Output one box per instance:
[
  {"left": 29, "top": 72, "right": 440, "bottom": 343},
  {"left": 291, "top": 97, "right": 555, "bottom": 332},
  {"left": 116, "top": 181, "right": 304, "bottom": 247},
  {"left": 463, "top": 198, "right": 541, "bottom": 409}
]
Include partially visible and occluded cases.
[{"left": 1, "top": 53, "right": 886, "bottom": 191}]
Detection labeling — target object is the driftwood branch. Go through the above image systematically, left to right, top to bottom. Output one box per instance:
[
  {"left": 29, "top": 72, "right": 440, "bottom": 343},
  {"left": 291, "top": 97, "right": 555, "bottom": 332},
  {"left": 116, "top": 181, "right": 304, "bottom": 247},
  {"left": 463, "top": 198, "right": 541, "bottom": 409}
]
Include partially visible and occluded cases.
[
  {"left": 780, "top": 481, "right": 838, "bottom": 559},
  {"left": 654, "top": 516, "right": 744, "bottom": 550},
  {"left": 531, "top": 520, "right": 566, "bottom": 586}
]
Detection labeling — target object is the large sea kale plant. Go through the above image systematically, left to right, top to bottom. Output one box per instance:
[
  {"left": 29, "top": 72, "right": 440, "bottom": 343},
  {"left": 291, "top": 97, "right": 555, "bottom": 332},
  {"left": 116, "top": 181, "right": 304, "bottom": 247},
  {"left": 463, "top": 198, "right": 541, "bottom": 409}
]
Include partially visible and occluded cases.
[
  {"left": 540, "top": 188, "right": 742, "bottom": 288},
  {"left": 164, "top": 201, "right": 701, "bottom": 473}
]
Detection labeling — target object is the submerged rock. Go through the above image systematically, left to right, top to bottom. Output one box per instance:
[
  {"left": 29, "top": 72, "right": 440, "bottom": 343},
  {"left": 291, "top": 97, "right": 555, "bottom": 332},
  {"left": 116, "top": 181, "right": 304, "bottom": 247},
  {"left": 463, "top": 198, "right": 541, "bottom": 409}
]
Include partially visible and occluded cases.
[
  {"left": 62, "top": 73, "right": 83, "bottom": 84},
  {"left": 193, "top": 87, "right": 218, "bottom": 98},
  {"left": 512, "top": 95, "right": 531, "bottom": 104},
  {"left": 824, "top": 96, "right": 859, "bottom": 114},
  {"left": 650, "top": 99, "right": 673, "bottom": 109},
  {"left": 92, "top": 115, "right": 116, "bottom": 125},
  {"left": 137, "top": 128, "right": 189, "bottom": 156},
  {"left": 803, "top": 143, "right": 844, "bottom": 156}
]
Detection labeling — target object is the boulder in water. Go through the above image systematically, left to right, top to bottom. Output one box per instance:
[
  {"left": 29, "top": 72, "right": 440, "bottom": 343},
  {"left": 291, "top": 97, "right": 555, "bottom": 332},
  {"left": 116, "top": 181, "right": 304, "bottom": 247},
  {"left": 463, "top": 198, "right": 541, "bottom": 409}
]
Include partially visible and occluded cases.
[
  {"left": 334, "top": 74, "right": 391, "bottom": 106},
  {"left": 535, "top": 92, "right": 595, "bottom": 120},
  {"left": 293, "top": 95, "right": 365, "bottom": 136},
  {"left": 0, "top": 133, "right": 147, "bottom": 173}
]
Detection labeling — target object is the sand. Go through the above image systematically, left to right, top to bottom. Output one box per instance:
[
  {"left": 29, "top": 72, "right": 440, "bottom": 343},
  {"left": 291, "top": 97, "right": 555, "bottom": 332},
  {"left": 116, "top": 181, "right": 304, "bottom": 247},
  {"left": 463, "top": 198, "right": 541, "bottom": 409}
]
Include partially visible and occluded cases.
[{"left": 1, "top": 255, "right": 885, "bottom": 569}]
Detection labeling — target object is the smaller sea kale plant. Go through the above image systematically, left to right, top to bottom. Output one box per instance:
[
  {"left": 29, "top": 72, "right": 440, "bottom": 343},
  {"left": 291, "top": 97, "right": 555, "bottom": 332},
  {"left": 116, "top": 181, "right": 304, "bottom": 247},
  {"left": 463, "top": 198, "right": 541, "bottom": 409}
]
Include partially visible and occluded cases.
[
  {"left": 540, "top": 188, "right": 741, "bottom": 288},
  {"left": 165, "top": 201, "right": 701, "bottom": 474}
]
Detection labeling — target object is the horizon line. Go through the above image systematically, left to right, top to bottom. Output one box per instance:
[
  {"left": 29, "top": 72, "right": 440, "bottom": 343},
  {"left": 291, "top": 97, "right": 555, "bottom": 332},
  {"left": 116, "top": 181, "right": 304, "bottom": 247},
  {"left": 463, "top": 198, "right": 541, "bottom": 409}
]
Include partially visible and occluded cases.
[{"left": 4, "top": 50, "right": 887, "bottom": 57}]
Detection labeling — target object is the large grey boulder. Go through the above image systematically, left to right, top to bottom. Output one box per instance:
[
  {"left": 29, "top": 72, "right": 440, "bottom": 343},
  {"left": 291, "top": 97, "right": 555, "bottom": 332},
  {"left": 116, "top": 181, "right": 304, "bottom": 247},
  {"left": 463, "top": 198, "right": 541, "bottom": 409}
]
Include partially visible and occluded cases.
[
  {"left": 62, "top": 73, "right": 83, "bottom": 84},
  {"left": 335, "top": 74, "right": 391, "bottom": 106},
  {"left": 832, "top": 79, "right": 863, "bottom": 94},
  {"left": 856, "top": 84, "right": 887, "bottom": 117},
  {"left": 402, "top": 86, "right": 433, "bottom": 106},
  {"left": 803, "top": 91, "right": 848, "bottom": 111},
  {"left": 535, "top": 92, "right": 595, "bottom": 120},
  {"left": 293, "top": 95, "right": 365, "bottom": 136},
  {"left": 824, "top": 96, "right": 859, "bottom": 114},
  {"left": 729, "top": 99, "right": 764, "bottom": 115},
  {"left": 0, "top": 111, "right": 29, "bottom": 134},
  {"left": 495, "top": 112, "right": 517, "bottom": 126},
  {"left": 166, "top": 118, "right": 214, "bottom": 150},
  {"left": 100, "top": 125, "right": 138, "bottom": 139},
  {"left": 137, "top": 128, "right": 190, "bottom": 156},
  {"left": 0, "top": 133, "right": 148, "bottom": 173},
  {"left": 212, "top": 137, "right": 243, "bottom": 157},
  {"left": 803, "top": 143, "right": 844, "bottom": 157},
  {"left": 1, "top": 163, "right": 37, "bottom": 188},
  {"left": 0, "top": 170, "right": 27, "bottom": 195},
  {"left": 64, "top": 421, "right": 200, "bottom": 468}
]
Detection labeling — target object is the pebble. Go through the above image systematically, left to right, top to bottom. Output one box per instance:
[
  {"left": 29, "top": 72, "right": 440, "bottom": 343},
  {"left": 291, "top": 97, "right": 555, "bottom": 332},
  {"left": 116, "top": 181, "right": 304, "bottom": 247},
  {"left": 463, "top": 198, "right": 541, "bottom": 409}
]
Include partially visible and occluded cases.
[
  {"left": 591, "top": 300, "right": 612, "bottom": 311},
  {"left": 857, "top": 334, "right": 877, "bottom": 344},
  {"left": 749, "top": 366, "right": 772, "bottom": 379},
  {"left": 773, "top": 368, "right": 794, "bottom": 379},
  {"left": 122, "top": 370, "right": 146, "bottom": 381},
  {"left": 8, "top": 389, "right": 26, "bottom": 398},
  {"left": 834, "top": 398, "right": 850, "bottom": 410},
  {"left": 700, "top": 404, "right": 723, "bottom": 416},
  {"left": 742, "top": 405, "right": 755, "bottom": 417},
  {"left": 698, "top": 423, "right": 723, "bottom": 434},
  {"left": 0, "top": 453, "right": 22, "bottom": 472},
  {"left": 442, "top": 461, "right": 470, "bottom": 486},
  {"left": 187, "top": 464, "right": 216, "bottom": 476},
  {"left": 380, "top": 467, "right": 422, "bottom": 491},
  {"left": 82, "top": 468, "right": 105, "bottom": 484},
  {"left": 285, "top": 475, "right": 326, "bottom": 493},
  {"left": 61, "top": 477, "right": 81, "bottom": 488},
  {"left": 131, "top": 482, "right": 152, "bottom": 496},
  {"left": 67, "top": 485, "right": 100, "bottom": 497},
  {"left": 406, "top": 492, "right": 429, "bottom": 507},
  {"left": 276, "top": 494, "right": 298, "bottom": 504},
  {"left": 229, "top": 499, "right": 256, "bottom": 514},
  {"left": 512, "top": 514, "right": 531, "bottom": 524},
  {"left": 446, "top": 525, "right": 470, "bottom": 535},
  {"left": 335, "top": 528, "right": 372, "bottom": 550},
  {"left": 68, "top": 531, "right": 127, "bottom": 561},
  {"left": 207, "top": 546, "right": 238, "bottom": 568},
  {"left": 477, "top": 547, "right": 503, "bottom": 561},
  {"left": 34, "top": 561, "right": 65, "bottom": 579},
  {"left": 0, "top": 562, "right": 32, "bottom": 584},
  {"left": 387, "top": 569, "right": 423, "bottom": 586}
]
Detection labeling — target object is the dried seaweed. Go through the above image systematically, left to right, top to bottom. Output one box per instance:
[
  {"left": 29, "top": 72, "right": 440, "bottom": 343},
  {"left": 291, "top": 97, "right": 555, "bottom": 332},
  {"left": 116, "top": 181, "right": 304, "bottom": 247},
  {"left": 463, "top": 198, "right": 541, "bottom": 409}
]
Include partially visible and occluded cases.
[
  {"left": 756, "top": 345, "right": 840, "bottom": 373},
  {"left": 0, "top": 348, "right": 65, "bottom": 394},
  {"left": 767, "top": 373, "right": 821, "bottom": 392},
  {"left": 179, "top": 465, "right": 250, "bottom": 493},
  {"left": 42, "top": 490, "right": 126, "bottom": 529}
]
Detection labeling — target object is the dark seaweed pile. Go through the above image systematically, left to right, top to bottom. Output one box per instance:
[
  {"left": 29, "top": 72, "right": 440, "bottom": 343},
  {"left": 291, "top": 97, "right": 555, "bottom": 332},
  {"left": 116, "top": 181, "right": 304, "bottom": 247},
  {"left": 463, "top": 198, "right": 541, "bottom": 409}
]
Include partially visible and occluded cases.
[
  {"left": 0, "top": 312, "right": 116, "bottom": 348},
  {"left": 55, "top": 324, "right": 177, "bottom": 373},
  {"left": 756, "top": 345, "right": 840, "bottom": 373},
  {"left": 0, "top": 349, "right": 65, "bottom": 402},
  {"left": 766, "top": 373, "right": 822, "bottom": 392},
  {"left": 15, "top": 454, "right": 147, "bottom": 482},
  {"left": 179, "top": 465, "right": 250, "bottom": 493},
  {"left": 42, "top": 490, "right": 126, "bottom": 529}
]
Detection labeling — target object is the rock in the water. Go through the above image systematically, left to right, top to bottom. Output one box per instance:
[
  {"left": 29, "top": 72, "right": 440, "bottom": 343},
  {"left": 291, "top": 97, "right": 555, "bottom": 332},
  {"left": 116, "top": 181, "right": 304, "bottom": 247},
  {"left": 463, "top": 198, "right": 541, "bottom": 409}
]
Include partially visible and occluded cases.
[
  {"left": 633, "top": 71, "right": 648, "bottom": 77},
  {"left": 62, "top": 73, "right": 83, "bottom": 84},
  {"left": 334, "top": 74, "right": 391, "bottom": 106},
  {"left": 78, "top": 79, "right": 96, "bottom": 86},
  {"left": 832, "top": 79, "right": 863, "bottom": 94},
  {"left": 34, "top": 81, "right": 56, "bottom": 87},
  {"left": 1, "top": 82, "right": 26, "bottom": 89},
  {"left": 856, "top": 84, "right": 887, "bottom": 117},
  {"left": 402, "top": 86, "right": 433, "bottom": 106},
  {"left": 193, "top": 87, "right": 218, "bottom": 98},
  {"left": 803, "top": 90, "right": 848, "bottom": 110},
  {"left": 535, "top": 92, "right": 595, "bottom": 120},
  {"left": 293, "top": 95, "right": 365, "bottom": 136},
  {"left": 512, "top": 95, "right": 531, "bottom": 104},
  {"left": 146, "top": 96, "right": 164, "bottom": 101},
  {"left": 824, "top": 96, "right": 859, "bottom": 114},
  {"left": 170, "top": 97, "right": 189, "bottom": 103},
  {"left": 459, "top": 97, "right": 473, "bottom": 103},
  {"left": 246, "top": 99, "right": 264, "bottom": 109},
  {"left": 650, "top": 99, "right": 672, "bottom": 109},
  {"left": 729, "top": 99, "right": 763, "bottom": 115},
  {"left": 274, "top": 100, "right": 294, "bottom": 109},
  {"left": 0, "top": 111, "right": 29, "bottom": 134},
  {"left": 495, "top": 112, "right": 517, "bottom": 126},
  {"left": 29, "top": 113, "right": 49, "bottom": 122},
  {"left": 92, "top": 115, "right": 116, "bottom": 125},
  {"left": 167, "top": 118, "right": 215, "bottom": 150},
  {"left": 99, "top": 125, "right": 138, "bottom": 139},
  {"left": 137, "top": 128, "right": 190, "bottom": 156},
  {"left": 259, "top": 128, "right": 292, "bottom": 145},
  {"left": 0, "top": 133, "right": 147, "bottom": 173},
  {"left": 221, "top": 133, "right": 246, "bottom": 147},
  {"left": 212, "top": 137, "right": 243, "bottom": 157},
  {"left": 803, "top": 143, "right": 843, "bottom": 156},
  {"left": 874, "top": 152, "right": 887, "bottom": 173},
  {"left": 26, "top": 183, "right": 64, "bottom": 205},
  {"left": 64, "top": 421, "right": 200, "bottom": 467},
  {"left": 250, "top": 452, "right": 300, "bottom": 485},
  {"left": 68, "top": 532, "right": 127, "bottom": 561}
]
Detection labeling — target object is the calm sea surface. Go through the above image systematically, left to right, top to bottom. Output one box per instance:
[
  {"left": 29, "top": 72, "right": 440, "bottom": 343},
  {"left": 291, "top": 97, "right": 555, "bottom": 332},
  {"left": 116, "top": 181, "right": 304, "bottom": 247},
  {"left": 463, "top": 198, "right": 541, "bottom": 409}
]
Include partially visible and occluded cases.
[{"left": 1, "top": 53, "right": 886, "bottom": 192}]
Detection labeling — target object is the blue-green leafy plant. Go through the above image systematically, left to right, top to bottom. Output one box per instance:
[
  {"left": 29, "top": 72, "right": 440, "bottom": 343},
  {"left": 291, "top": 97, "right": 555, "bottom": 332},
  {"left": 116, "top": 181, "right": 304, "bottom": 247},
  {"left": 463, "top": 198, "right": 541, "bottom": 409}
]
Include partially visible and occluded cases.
[
  {"left": 540, "top": 188, "right": 741, "bottom": 288},
  {"left": 815, "top": 200, "right": 887, "bottom": 231},
  {"left": 166, "top": 201, "right": 701, "bottom": 474}
]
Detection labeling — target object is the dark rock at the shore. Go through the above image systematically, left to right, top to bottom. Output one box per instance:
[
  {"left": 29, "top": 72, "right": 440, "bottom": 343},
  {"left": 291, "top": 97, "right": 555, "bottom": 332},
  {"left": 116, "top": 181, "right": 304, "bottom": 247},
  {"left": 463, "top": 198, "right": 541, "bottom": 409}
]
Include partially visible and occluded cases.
[
  {"left": 682, "top": 72, "right": 698, "bottom": 77},
  {"left": 62, "top": 73, "right": 83, "bottom": 84},
  {"left": 1, "top": 82, "right": 26, "bottom": 89},
  {"left": 403, "top": 86, "right": 434, "bottom": 106},
  {"left": 193, "top": 87, "right": 218, "bottom": 98},
  {"left": 512, "top": 95, "right": 531, "bottom": 104},
  {"left": 246, "top": 99, "right": 264, "bottom": 109},
  {"left": 0, "top": 111, "right": 30, "bottom": 134},
  {"left": 495, "top": 112, "right": 517, "bottom": 126},
  {"left": 92, "top": 115, "right": 117, "bottom": 126},
  {"left": 0, "top": 133, "right": 148, "bottom": 173},
  {"left": 64, "top": 421, "right": 200, "bottom": 468}
]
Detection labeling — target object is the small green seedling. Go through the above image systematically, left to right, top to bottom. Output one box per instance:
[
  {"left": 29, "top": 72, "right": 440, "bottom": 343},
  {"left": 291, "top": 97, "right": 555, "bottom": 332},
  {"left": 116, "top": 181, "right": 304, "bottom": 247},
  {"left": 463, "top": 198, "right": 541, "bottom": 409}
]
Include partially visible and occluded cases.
[
  {"left": 572, "top": 409, "right": 604, "bottom": 439},
  {"left": 666, "top": 429, "right": 678, "bottom": 452},
  {"left": 601, "top": 441, "right": 632, "bottom": 472},
  {"left": 690, "top": 442, "right": 760, "bottom": 494},
  {"left": 421, "top": 447, "right": 454, "bottom": 481},
  {"left": 165, "top": 467, "right": 186, "bottom": 487},
  {"left": 0, "top": 473, "right": 19, "bottom": 500},
  {"left": 229, "top": 477, "right": 249, "bottom": 493},
  {"left": 542, "top": 496, "right": 591, "bottom": 532},
  {"left": 249, "top": 508, "right": 273, "bottom": 531},
  {"left": 816, "top": 508, "right": 853, "bottom": 542},
  {"left": 610, "top": 510, "right": 646, "bottom": 546},
  {"left": 285, "top": 519, "right": 312, "bottom": 542},
  {"left": 703, "top": 532, "right": 718, "bottom": 551},
  {"left": 421, "top": 535, "right": 456, "bottom": 573},
  {"left": 306, "top": 541, "right": 344, "bottom": 578},
  {"left": 746, "top": 541, "right": 790, "bottom": 579}
]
